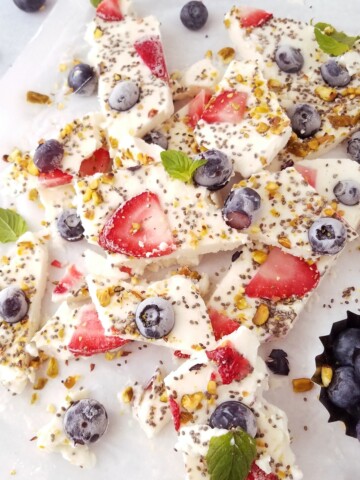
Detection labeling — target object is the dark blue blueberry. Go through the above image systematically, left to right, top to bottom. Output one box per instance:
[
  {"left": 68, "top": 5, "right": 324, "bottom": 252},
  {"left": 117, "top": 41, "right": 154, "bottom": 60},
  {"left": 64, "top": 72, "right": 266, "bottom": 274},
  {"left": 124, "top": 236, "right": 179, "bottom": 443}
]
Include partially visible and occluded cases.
[
  {"left": 13, "top": 0, "right": 45, "bottom": 12},
  {"left": 180, "top": 1, "right": 208, "bottom": 31},
  {"left": 275, "top": 45, "right": 304, "bottom": 73},
  {"left": 320, "top": 60, "right": 351, "bottom": 88},
  {"left": 68, "top": 63, "right": 97, "bottom": 96},
  {"left": 109, "top": 81, "right": 140, "bottom": 111},
  {"left": 290, "top": 104, "right": 321, "bottom": 139},
  {"left": 143, "top": 131, "right": 168, "bottom": 150},
  {"left": 347, "top": 131, "right": 360, "bottom": 164},
  {"left": 33, "top": 139, "right": 64, "bottom": 173},
  {"left": 193, "top": 150, "right": 233, "bottom": 191},
  {"left": 333, "top": 180, "right": 360, "bottom": 206},
  {"left": 222, "top": 187, "right": 261, "bottom": 230},
  {"left": 57, "top": 209, "right": 84, "bottom": 242},
  {"left": 308, "top": 217, "right": 346, "bottom": 255},
  {"left": 0, "top": 287, "right": 28, "bottom": 324},
  {"left": 135, "top": 297, "right": 175, "bottom": 339},
  {"left": 333, "top": 328, "right": 360, "bottom": 365},
  {"left": 266, "top": 349, "right": 290, "bottom": 376},
  {"left": 354, "top": 350, "right": 360, "bottom": 382},
  {"left": 327, "top": 366, "right": 360, "bottom": 409},
  {"left": 63, "top": 399, "right": 108, "bottom": 445},
  {"left": 209, "top": 401, "right": 257, "bottom": 437}
]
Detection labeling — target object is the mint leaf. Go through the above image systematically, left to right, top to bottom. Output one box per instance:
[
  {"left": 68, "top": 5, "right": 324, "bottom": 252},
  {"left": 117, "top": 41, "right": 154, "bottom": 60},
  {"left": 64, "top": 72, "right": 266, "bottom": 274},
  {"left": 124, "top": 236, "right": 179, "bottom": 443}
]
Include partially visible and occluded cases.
[
  {"left": 90, "top": 0, "right": 102, "bottom": 7},
  {"left": 314, "top": 22, "right": 360, "bottom": 56},
  {"left": 160, "top": 150, "right": 206, "bottom": 183},
  {"left": 0, "top": 208, "right": 28, "bottom": 243},
  {"left": 206, "top": 430, "right": 256, "bottom": 480}
]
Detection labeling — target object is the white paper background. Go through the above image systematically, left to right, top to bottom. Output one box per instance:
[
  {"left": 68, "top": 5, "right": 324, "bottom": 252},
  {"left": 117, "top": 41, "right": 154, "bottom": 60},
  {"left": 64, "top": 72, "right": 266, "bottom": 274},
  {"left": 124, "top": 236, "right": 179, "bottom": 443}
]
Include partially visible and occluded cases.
[{"left": 0, "top": 1, "right": 360, "bottom": 479}]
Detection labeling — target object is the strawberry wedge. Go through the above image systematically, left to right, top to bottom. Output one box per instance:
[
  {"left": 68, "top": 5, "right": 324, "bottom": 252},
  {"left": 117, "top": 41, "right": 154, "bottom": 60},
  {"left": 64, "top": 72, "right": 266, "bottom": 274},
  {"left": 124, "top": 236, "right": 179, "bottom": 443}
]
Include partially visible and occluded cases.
[
  {"left": 96, "top": 0, "right": 124, "bottom": 21},
  {"left": 236, "top": 6, "right": 273, "bottom": 28},
  {"left": 134, "top": 35, "right": 169, "bottom": 83},
  {"left": 187, "top": 89, "right": 212, "bottom": 128},
  {"left": 200, "top": 90, "right": 248, "bottom": 124},
  {"left": 79, "top": 148, "right": 112, "bottom": 177},
  {"left": 294, "top": 164, "right": 317, "bottom": 189},
  {"left": 38, "top": 169, "right": 73, "bottom": 188},
  {"left": 52, "top": 264, "right": 84, "bottom": 302},
  {"left": 208, "top": 308, "right": 240, "bottom": 341},
  {"left": 247, "top": 463, "right": 278, "bottom": 480}
]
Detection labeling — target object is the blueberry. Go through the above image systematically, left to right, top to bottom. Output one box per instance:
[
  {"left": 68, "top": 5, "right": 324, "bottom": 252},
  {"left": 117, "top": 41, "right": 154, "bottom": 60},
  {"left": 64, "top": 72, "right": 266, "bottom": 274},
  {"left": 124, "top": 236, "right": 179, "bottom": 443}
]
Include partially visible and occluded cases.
[
  {"left": 13, "top": 0, "right": 46, "bottom": 12},
  {"left": 180, "top": 1, "right": 208, "bottom": 31},
  {"left": 275, "top": 45, "right": 304, "bottom": 73},
  {"left": 320, "top": 60, "right": 351, "bottom": 88},
  {"left": 68, "top": 64, "right": 97, "bottom": 96},
  {"left": 109, "top": 81, "right": 140, "bottom": 111},
  {"left": 290, "top": 104, "right": 321, "bottom": 139},
  {"left": 143, "top": 131, "right": 168, "bottom": 150},
  {"left": 347, "top": 131, "right": 360, "bottom": 163},
  {"left": 33, "top": 139, "right": 64, "bottom": 173},
  {"left": 193, "top": 150, "right": 233, "bottom": 191},
  {"left": 333, "top": 180, "right": 360, "bottom": 206},
  {"left": 222, "top": 188, "right": 261, "bottom": 230},
  {"left": 57, "top": 209, "right": 84, "bottom": 242},
  {"left": 308, "top": 217, "right": 346, "bottom": 255},
  {"left": 0, "top": 287, "right": 28, "bottom": 324},
  {"left": 135, "top": 297, "right": 175, "bottom": 339},
  {"left": 333, "top": 328, "right": 360, "bottom": 365},
  {"left": 266, "top": 349, "right": 290, "bottom": 376},
  {"left": 354, "top": 350, "right": 360, "bottom": 382},
  {"left": 327, "top": 366, "right": 360, "bottom": 409},
  {"left": 63, "top": 399, "right": 108, "bottom": 445},
  {"left": 209, "top": 401, "right": 257, "bottom": 437}
]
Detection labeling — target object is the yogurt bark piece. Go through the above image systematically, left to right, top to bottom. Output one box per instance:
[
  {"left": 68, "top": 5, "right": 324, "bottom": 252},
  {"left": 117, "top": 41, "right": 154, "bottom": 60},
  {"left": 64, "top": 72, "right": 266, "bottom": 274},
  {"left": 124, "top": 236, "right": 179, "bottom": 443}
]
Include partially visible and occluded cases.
[
  {"left": 225, "top": 6, "right": 360, "bottom": 166},
  {"left": 194, "top": 59, "right": 292, "bottom": 177},
  {"left": 0, "top": 231, "right": 48, "bottom": 393},
  {"left": 52, "top": 264, "right": 88, "bottom": 304},
  {"left": 165, "top": 328, "right": 302, "bottom": 480}
]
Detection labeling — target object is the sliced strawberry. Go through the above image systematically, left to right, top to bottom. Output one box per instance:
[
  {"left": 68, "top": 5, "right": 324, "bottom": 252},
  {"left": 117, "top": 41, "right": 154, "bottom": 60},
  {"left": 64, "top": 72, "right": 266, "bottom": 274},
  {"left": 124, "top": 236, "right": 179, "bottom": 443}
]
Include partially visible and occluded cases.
[
  {"left": 96, "top": 0, "right": 124, "bottom": 21},
  {"left": 237, "top": 6, "right": 273, "bottom": 28},
  {"left": 134, "top": 35, "right": 169, "bottom": 83},
  {"left": 187, "top": 89, "right": 212, "bottom": 129},
  {"left": 200, "top": 90, "right": 248, "bottom": 124},
  {"left": 79, "top": 148, "right": 112, "bottom": 177},
  {"left": 294, "top": 164, "right": 317, "bottom": 189},
  {"left": 38, "top": 169, "right": 73, "bottom": 188},
  {"left": 99, "top": 191, "right": 176, "bottom": 258},
  {"left": 245, "top": 247, "right": 320, "bottom": 300},
  {"left": 51, "top": 259, "right": 63, "bottom": 268},
  {"left": 53, "top": 264, "right": 83, "bottom": 297},
  {"left": 120, "top": 266, "right": 132, "bottom": 275},
  {"left": 68, "top": 304, "right": 128, "bottom": 357},
  {"left": 208, "top": 308, "right": 240, "bottom": 341},
  {"left": 206, "top": 342, "right": 253, "bottom": 385},
  {"left": 174, "top": 350, "right": 191, "bottom": 359},
  {"left": 168, "top": 395, "right": 181, "bottom": 431},
  {"left": 247, "top": 463, "right": 278, "bottom": 480}
]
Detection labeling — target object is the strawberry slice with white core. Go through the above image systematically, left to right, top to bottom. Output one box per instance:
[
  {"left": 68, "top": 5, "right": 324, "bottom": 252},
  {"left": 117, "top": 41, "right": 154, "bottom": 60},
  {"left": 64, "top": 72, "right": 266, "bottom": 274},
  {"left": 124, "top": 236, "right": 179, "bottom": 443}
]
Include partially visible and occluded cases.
[
  {"left": 96, "top": 0, "right": 124, "bottom": 21},
  {"left": 237, "top": 6, "right": 273, "bottom": 28},
  {"left": 134, "top": 35, "right": 169, "bottom": 83},
  {"left": 187, "top": 89, "right": 212, "bottom": 129},
  {"left": 200, "top": 90, "right": 248, "bottom": 124},
  {"left": 79, "top": 148, "right": 112, "bottom": 177},
  {"left": 294, "top": 164, "right": 317, "bottom": 189},
  {"left": 38, "top": 169, "right": 73, "bottom": 188},
  {"left": 99, "top": 191, "right": 176, "bottom": 258},
  {"left": 245, "top": 247, "right": 320, "bottom": 300},
  {"left": 53, "top": 264, "right": 83, "bottom": 297},
  {"left": 68, "top": 304, "right": 128, "bottom": 357},
  {"left": 208, "top": 308, "right": 240, "bottom": 341},
  {"left": 247, "top": 463, "right": 278, "bottom": 480}
]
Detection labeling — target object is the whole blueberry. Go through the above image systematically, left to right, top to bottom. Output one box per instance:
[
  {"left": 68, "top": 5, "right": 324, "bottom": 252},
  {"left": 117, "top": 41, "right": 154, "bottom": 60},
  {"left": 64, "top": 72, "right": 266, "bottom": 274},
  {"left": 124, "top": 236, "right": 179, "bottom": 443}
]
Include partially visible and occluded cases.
[
  {"left": 13, "top": 0, "right": 46, "bottom": 12},
  {"left": 180, "top": 1, "right": 208, "bottom": 31},
  {"left": 275, "top": 45, "right": 304, "bottom": 73},
  {"left": 320, "top": 60, "right": 351, "bottom": 88},
  {"left": 68, "top": 63, "right": 97, "bottom": 96},
  {"left": 109, "top": 81, "right": 140, "bottom": 111},
  {"left": 290, "top": 104, "right": 321, "bottom": 139},
  {"left": 143, "top": 131, "right": 168, "bottom": 150},
  {"left": 347, "top": 131, "right": 360, "bottom": 164},
  {"left": 33, "top": 139, "right": 64, "bottom": 173},
  {"left": 193, "top": 150, "right": 233, "bottom": 191},
  {"left": 333, "top": 180, "right": 360, "bottom": 206},
  {"left": 222, "top": 187, "right": 261, "bottom": 230},
  {"left": 57, "top": 209, "right": 84, "bottom": 242},
  {"left": 308, "top": 217, "right": 346, "bottom": 255},
  {"left": 0, "top": 287, "right": 28, "bottom": 324},
  {"left": 135, "top": 297, "right": 175, "bottom": 339},
  {"left": 333, "top": 328, "right": 360, "bottom": 366},
  {"left": 266, "top": 349, "right": 290, "bottom": 376},
  {"left": 354, "top": 350, "right": 360, "bottom": 382},
  {"left": 327, "top": 366, "right": 360, "bottom": 409},
  {"left": 63, "top": 399, "right": 108, "bottom": 445},
  {"left": 209, "top": 401, "right": 257, "bottom": 437}
]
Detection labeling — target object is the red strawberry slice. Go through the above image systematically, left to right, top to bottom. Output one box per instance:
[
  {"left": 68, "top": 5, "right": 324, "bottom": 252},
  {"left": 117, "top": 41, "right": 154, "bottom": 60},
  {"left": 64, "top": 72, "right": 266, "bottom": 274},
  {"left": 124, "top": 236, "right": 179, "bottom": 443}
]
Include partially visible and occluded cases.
[
  {"left": 96, "top": 0, "right": 124, "bottom": 21},
  {"left": 237, "top": 6, "right": 273, "bottom": 28},
  {"left": 134, "top": 35, "right": 169, "bottom": 83},
  {"left": 187, "top": 89, "right": 212, "bottom": 129},
  {"left": 200, "top": 90, "right": 248, "bottom": 124},
  {"left": 79, "top": 148, "right": 112, "bottom": 177},
  {"left": 294, "top": 164, "right": 317, "bottom": 189},
  {"left": 38, "top": 169, "right": 73, "bottom": 188},
  {"left": 99, "top": 191, "right": 176, "bottom": 258},
  {"left": 245, "top": 247, "right": 320, "bottom": 300},
  {"left": 51, "top": 259, "right": 63, "bottom": 268},
  {"left": 53, "top": 264, "right": 83, "bottom": 297},
  {"left": 68, "top": 304, "right": 128, "bottom": 357},
  {"left": 208, "top": 308, "right": 240, "bottom": 341},
  {"left": 206, "top": 342, "right": 253, "bottom": 385},
  {"left": 174, "top": 350, "right": 191, "bottom": 359},
  {"left": 168, "top": 395, "right": 181, "bottom": 431},
  {"left": 247, "top": 463, "right": 278, "bottom": 480}
]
